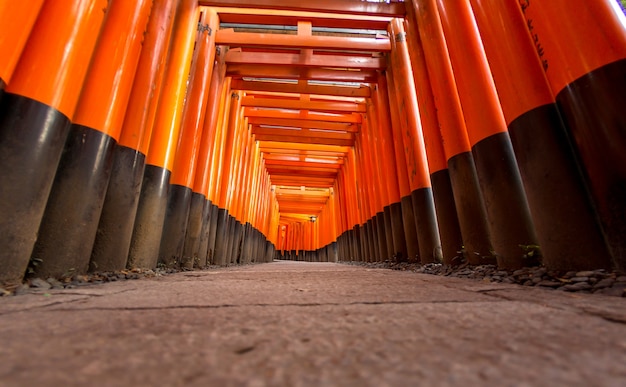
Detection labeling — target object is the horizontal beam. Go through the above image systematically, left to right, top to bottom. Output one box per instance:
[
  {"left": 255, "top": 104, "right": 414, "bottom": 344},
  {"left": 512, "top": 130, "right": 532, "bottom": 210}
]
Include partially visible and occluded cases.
[
  {"left": 202, "top": 1, "right": 405, "bottom": 18},
  {"left": 216, "top": 10, "right": 390, "bottom": 31},
  {"left": 216, "top": 30, "right": 391, "bottom": 52},
  {"left": 225, "top": 50, "right": 385, "bottom": 70},
  {"left": 226, "top": 64, "right": 378, "bottom": 83},
  {"left": 230, "top": 79, "right": 371, "bottom": 98},
  {"left": 242, "top": 96, "right": 366, "bottom": 113},
  {"left": 245, "top": 108, "right": 362, "bottom": 123},
  {"left": 248, "top": 116, "right": 358, "bottom": 132},
  {"left": 255, "top": 134, "right": 353, "bottom": 147},
  {"left": 258, "top": 141, "right": 351, "bottom": 153},
  {"left": 263, "top": 154, "right": 344, "bottom": 164},
  {"left": 265, "top": 159, "right": 341, "bottom": 169}
]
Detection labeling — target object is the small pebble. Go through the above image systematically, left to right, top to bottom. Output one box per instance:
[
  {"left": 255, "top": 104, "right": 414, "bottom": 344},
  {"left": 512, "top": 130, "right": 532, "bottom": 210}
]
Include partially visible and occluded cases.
[
  {"left": 575, "top": 271, "right": 595, "bottom": 277},
  {"left": 571, "top": 276, "right": 589, "bottom": 283},
  {"left": 616, "top": 276, "right": 626, "bottom": 282},
  {"left": 30, "top": 278, "right": 51, "bottom": 290},
  {"left": 593, "top": 278, "right": 615, "bottom": 289},
  {"left": 537, "top": 280, "right": 561, "bottom": 288},
  {"left": 563, "top": 282, "right": 592, "bottom": 291}
]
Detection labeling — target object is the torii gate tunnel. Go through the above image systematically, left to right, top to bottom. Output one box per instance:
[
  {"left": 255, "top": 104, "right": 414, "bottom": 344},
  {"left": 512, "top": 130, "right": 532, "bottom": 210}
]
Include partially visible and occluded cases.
[{"left": 0, "top": 0, "right": 625, "bottom": 285}]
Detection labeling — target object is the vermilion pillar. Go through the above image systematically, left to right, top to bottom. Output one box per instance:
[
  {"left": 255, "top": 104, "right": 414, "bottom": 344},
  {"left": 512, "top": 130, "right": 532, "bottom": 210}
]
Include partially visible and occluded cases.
[
  {"left": 0, "top": 0, "right": 106, "bottom": 284},
  {"left": 32, "top": 0, "right": 153, "bottom": 279},
  {"left": 92, "top": 0, "right": 179, "bottom": 272},
  {"left": 128, "top": 0, "right": 199, "bottom": 269},
  {"left": 409, "top": 0, "right": 492, "bottom": 265},
  {"left": 436, "top": 0, "right": 539, "bottom": 270},
  {"left": 469, "top": 0, "right": 613, "bottom": 270},
  {"left": 519, "top": 0, "right": 626, "bottom": 269},
  {"left": 0, "top": 1, "right": 44, "bottom": 90},
  {"left": 160, "top": 9, "right": 219, "bottom": 269},
  {"left": 403, "top": 11, "right": 462, "bottom": 265},
  {"left": 389, "top": 19, "right": 442, "bottom": 264},
  {"left": 191, "top": 46, "right": 226, "bottom": 266},
  {"left": 385, "top": 67, "right": 420, "bottom": 262},
  {"left": 375, "top": 74, "right": 408, "bottom": 262},
  {"left": 206, "top": 76, "right": 232, "bottom": 265},
  {"left": 214, "top": 90, "right": 242, "bottom": 266},
  {"left": 367, "top": 96, "right": 394, "bottom": 260}
]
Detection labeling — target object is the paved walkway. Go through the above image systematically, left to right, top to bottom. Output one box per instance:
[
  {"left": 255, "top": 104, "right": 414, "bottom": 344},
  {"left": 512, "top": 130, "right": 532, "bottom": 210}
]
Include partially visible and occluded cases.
[{"left": 1, "top": 261, "right": 625, "bottom": 386}]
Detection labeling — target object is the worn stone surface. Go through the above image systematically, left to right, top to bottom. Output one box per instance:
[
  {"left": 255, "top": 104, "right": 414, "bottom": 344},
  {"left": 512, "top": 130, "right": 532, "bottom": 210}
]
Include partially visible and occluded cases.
[{"left": 0, "top": 261, "right": 625, "bottom": 386}]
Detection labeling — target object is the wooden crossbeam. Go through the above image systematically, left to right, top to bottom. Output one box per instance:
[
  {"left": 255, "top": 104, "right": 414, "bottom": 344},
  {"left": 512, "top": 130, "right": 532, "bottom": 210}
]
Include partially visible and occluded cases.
[
  {"left": 201, "top": 0, "right": 406, "bottom": 18},
  {"left": 214, "top": 8, "right": 391, "bottom": 30},
  {"left": 225, "top": 50, "right": 385, "bottom": 70},
  {"left": 226, "top": 64, "right": 378, "bottom": 83},
  {"left": 230, "top": 79, "right": 371, "bottom": 98},
  {"left": 242, "top": 96, "right": 366, "bottom": 113},
  {"left": 245, "top": 108, "right": 362, "bottom": 123},
  {"left": 248, "top": 116, "right": 358, "bottom": 132},
  {"left": 258, "top": 141, "right": 351, "bottom": 153},
  {"left": 263, "top": 154, "right": 344, "bottom": 164}
]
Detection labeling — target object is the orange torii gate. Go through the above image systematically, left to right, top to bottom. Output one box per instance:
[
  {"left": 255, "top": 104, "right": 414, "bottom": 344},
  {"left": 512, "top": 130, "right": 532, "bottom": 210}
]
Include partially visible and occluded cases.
[{"left": 0, "top": 0, "right": 624, "bottom": 286}]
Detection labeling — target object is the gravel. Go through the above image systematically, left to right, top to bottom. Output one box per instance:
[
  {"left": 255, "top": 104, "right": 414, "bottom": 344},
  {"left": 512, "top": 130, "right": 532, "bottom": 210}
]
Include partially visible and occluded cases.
[
  {"left": 341, "top": 260, "right": 626, "bottom": 297},
  {"left": 0, "top": 263, "right": 252, "bottom": 297}
]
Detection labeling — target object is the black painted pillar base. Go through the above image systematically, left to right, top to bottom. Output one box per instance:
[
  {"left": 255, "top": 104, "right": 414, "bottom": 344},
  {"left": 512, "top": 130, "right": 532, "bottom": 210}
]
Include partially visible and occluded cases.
[
  {"left": 555, "top": 60, "right": 626, "bottom": 269},
  {"left": 0, "top": 94, "right": 71, "bottom": 284},
  {"left": 509, "top": 103, "right": 612, "bottom": 271},
  {"left": 32, "top": 124, "right": 115, "bottom": 278},
  {"left": 472, "top": 132, "right": 539, "bottom": 270},
  {"left": 91, "top": 145, "right": 145, "bottom": 272},
  {"left": 448, "top": 151, "right": 493, "bottom": 265},
  {"left": 128, "top": 165, "right": 170, "bottom": 269},
  {"left": 430, "top": 169, "right": 463, "bottom": 265},
  {"left": 159, "top": 184, "right": 192, "bottom": 268},
  {"left": 411, "top": 187, "right": 443, "bottom": 264},
  {"left": 183, "top": 192, "right": 207, "bottom": 268},
  {"left": 400, "top": 195, "right": 419, "bottom": 263},
  {"left": 196, "top": 198, "right": 212, "bottom": 267},
  {"left": 206, "top": 202, "right": 219, "bottom": 265},
  {"left": 389, "top": 202, "right": 407, "bottom": 262},
  {"left": 383, "top": 207, "right": 394, "bottom": 260},
  {"left": 213, "top": 208, "right": 228, "bottom": 266},
  {"left": 376, "top": 211, "right": 388, "bottom": 261},
  {"left": 365, "top": 219, "right": 374, "bottom": 262},
  {"left": 358, "top": 224, "right": 366, "bottom": 262},
  {"left": 346, "top": 229, "right": 352, "bottom": 261},
  {"left": 265, "top": 237, "right": 272, "bottom": 262},
  {"left": 330, "top": 242, "right": 338, "bottom": 262}
]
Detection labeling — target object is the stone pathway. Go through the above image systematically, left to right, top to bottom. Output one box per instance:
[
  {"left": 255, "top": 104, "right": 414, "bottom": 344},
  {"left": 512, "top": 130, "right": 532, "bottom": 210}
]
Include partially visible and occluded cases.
[{"left": 1, "top": 261, "right": 625, "bottom": 386}]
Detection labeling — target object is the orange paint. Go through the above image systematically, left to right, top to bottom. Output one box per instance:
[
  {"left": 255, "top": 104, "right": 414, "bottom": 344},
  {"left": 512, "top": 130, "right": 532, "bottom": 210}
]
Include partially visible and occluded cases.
[
  {"left": 0, "top": 0, "right": 44, "bottom": 85},
  {"left": 8, "top": 0, "right": 107, "bottom": 119},
  {"left": 73, "top": 0, "right": 153, "bottom": 139},
  {"left": 118, "top": 0, "right": 179, "bottom": 154},
  {"left": 146, "top": 0, "right": 199, "bottom": 170},
  {"left": 410, "top": 0, "right": 472, "bottom": 160},
  {"left": 435, "top": 0, "right": 508, "bottom": 147},
  {"left": 468, "top": 0, "right": 555, "bottom": 125},
  {"left": 518, "top": 0, "right": 626, "bottom": 95},
  {"left": 170, "top": 9, "right": 220, "bottom": 188},
  {"left": 401, "top": 15, "right": 448, "bottom": 175},
  {"left": 216, "top": 29, "right": 390, "bottom": 52},
  {"left": 193, "top": 46, "right": 227, "bottom": 196},
  {"left": 385, "top": 69, "right": 411, "bottom": 198},
  {"left": 208, "top": 77, "right": 232, "bottom": 202},
  {"left": 372, "top": 79, "right": 402, "bottom": 204},
  {"left": 216, "top": 90, "right": 242, "bottom": 208}
]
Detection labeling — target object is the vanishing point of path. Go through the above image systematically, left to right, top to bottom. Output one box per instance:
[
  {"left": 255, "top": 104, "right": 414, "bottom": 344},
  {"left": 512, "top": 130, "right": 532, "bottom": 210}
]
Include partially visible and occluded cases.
[{"left": 1, "top": 261, "right": 625, "bottom": 386}]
